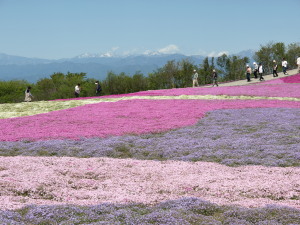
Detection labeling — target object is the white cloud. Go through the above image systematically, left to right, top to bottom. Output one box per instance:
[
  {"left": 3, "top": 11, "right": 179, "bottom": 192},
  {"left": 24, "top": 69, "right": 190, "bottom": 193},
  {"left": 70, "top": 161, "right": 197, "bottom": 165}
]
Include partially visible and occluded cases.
[
  {"left": 143, "top": 44, "right": 180, "bottom": 55},
  {"left": 157, "top": 44, "right": 180, "bottom": 54},
  {"left": 100, "top": 46, "right": 120, "bottom": 57},
  {"left": 111, "top": 46, "right": 119, "bottom": 51},
  {"left": 122, "top": 48, "right": 139, "bottom": 56},
  {"left": 143, "top": 50, "right": 153, "bottom": 55},
  {"left": 194, "top": 50, "right": 207, "bottom": 56},
  {"left": 195, "top": 50, "right": 229, "bottom": 57},
  {"left": 208, "top": 51, "right": 229, "bottom": 57},
  {"left": 216, "top": 51, "right": 229, "bottom": 57}
]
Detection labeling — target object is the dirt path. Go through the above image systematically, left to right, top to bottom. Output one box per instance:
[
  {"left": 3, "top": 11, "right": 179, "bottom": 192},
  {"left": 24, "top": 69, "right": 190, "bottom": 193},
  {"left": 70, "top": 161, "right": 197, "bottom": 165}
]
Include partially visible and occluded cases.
[{"left": 203, "top": 68, "right": 299, "bottom": 87}]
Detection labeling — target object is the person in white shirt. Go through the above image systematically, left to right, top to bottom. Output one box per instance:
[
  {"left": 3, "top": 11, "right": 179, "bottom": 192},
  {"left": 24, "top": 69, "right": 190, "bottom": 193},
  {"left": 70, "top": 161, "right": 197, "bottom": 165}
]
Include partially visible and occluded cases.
[
  {"left": 297, "top": 56, "right": 300, "bottom": 73},
  {"left": 282, "top": 58, "right": 288, "bottom": 75},
  {"left": 272, "top": 60, "right": 279, "bottom": 77},
  {"left": 253, "top": 62, "right": 258, "bottom": 79},
  {"left": 258, "top": 63, "right": 264, "bottom": 81},
  {"left": 192, "top": 69, "right": 199, "bottom": 87},
  {"left": 74, "top": 83, "right": 81, "bottom": 97},
  {"left": 24, "top": 86, "right": 33, "bottom": 102}
]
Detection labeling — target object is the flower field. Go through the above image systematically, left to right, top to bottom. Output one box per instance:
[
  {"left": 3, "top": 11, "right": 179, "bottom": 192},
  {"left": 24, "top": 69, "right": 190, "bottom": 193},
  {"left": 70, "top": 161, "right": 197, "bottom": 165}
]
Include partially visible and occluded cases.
[{"left": 0, "top": 74, "right": 299, "bottom": 224}]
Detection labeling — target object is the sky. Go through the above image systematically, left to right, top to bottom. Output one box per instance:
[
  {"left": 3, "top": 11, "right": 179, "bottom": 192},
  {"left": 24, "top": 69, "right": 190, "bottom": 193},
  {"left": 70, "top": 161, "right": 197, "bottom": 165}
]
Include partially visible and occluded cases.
[{"left": 0, "top": 0, "right": 299, "bottom": 59}]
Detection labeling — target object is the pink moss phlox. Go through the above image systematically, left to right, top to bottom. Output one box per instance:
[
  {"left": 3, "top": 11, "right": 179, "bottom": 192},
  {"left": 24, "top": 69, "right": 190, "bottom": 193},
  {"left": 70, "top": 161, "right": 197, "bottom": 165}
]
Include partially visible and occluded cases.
[
  {"left": 0, "top": 99, "right": 299, "bottom": 141},
  {"left": 0, "top": 156, "right": 299, "bottom": 210}
]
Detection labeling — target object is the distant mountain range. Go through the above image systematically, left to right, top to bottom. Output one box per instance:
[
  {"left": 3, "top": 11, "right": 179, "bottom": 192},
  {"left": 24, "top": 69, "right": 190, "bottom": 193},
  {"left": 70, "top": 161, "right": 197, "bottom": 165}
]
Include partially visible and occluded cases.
[{"left": 0, "top": 50, "right": 255, "bottom": 82}]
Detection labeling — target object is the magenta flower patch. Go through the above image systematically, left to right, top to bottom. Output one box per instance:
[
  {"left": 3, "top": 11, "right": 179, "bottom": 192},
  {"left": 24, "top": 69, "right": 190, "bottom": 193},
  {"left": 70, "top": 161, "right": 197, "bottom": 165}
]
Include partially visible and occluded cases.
[
  {"left": 260, "top": 73, "right": 300, "bottom": 84},
  {"left": 0, "top": 99, "right": 299, "bottom": 141}
]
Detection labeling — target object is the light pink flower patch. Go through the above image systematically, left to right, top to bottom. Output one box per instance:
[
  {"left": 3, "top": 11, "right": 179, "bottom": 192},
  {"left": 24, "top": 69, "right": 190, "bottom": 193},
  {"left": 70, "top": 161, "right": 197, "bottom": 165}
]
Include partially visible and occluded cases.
[
  {"left": 1, "top": 99, "right": 299, "bottom": 141},
  {"left": 0, "top": 156, "right": 299, "bottom": 210}
]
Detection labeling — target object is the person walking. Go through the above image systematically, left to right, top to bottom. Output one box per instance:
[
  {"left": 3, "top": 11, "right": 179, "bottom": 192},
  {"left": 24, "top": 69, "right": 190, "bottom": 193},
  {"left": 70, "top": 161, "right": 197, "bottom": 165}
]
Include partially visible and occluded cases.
[
  {"left": 297, "top": 56, "right": 300, "bottom": 73},
  {"left": 282, "top": 58, "right": 288, "bottom": 75},
  {"left": 272, "top": 60, "right": 279, "bottom": 77},
  {"left": 253, "top": 62, "right": 258, "bottom": 79},
  {"left": 258, "top": 63, "right": 264, "bottom": 81},
  {"left": 246, "top": 65, "right": 252, "bottom": 82},
  {"left": 192, "top": 69, "right": 199, "bottom": 87},
  {"left": 212, "top": 69, "right": 218, "bottom": 87},
  {"left": 95, "top": 81, "right": 102, "bottom": 96},
  {"left": 74, "top": 83, "right": 81, "bottom": 98},
  {"left": 24, "top": 86, "right": 33, "bottom": 102}
]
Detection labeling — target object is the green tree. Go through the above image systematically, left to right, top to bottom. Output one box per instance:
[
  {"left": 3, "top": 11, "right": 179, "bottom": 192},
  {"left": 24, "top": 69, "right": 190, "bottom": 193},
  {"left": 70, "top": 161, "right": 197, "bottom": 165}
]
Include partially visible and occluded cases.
[
  {"left": 254, "top": 42, "right": 273, "bottom": 74},
  {"left": 272, "top": 42, "right": 286, "bottom": 63},
  {"left": 286, "top": 42, "right": 300, "bottom": 68},
  {"left": 217, "top": 54, "right": 230, "bottom": 78},
  {"left": 217, "top": 54, "right": 248, "bottom": 81},
  {"left": 199, "top": 57, "right": 210, "bottom": 85},
  {"left": 177, "top": 59, "right": 195, "bottom": 87},
  {"left": 163, "top": 60, "right": 179, "bottom": 88},
  {"left": 148, "top": 61, "right": 178, "bottom": 90},
  {"left": 102, "top": 71, "right": 118, "bottom": 94},
  {"left": 35, "top": 72, "right": 89, "bottom": 100},
  {"left": 132, "top": 72, "right": 148, "bottom": 92},
  {"left": 34, "top": 78, "right": 56, "bottom": 100},
  {"left": 0, "top": 80, "right": 31, "bottom": 103}
]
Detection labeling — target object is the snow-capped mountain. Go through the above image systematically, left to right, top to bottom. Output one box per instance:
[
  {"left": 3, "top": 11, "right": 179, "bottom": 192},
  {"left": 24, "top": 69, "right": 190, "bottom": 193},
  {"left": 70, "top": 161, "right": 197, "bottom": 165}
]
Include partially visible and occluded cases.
[{"left": 75, "top": 52, "right": 117, "bottom": 58}]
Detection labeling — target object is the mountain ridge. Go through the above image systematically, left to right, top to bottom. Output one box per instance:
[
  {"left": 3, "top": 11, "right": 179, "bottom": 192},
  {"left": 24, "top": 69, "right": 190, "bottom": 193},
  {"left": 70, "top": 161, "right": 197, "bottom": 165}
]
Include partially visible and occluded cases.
[{"left": 0, "top": 50, "right": 254, "bottom": 82}]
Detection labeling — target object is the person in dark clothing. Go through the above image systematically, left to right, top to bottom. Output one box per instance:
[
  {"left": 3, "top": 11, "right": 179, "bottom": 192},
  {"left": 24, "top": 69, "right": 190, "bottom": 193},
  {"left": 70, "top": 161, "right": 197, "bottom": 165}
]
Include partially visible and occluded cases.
[
  {"left": 272, "top": 60, "right": 279, "bottom": 77},
  {"left": 246, "top": 65, "right": 252, "bottom": 82},
  {"left": 212, "top": 69, "right": 218, "bottom": 87},
  {"left": 95, "top": 81, "right": 102, "bottom": 96}
]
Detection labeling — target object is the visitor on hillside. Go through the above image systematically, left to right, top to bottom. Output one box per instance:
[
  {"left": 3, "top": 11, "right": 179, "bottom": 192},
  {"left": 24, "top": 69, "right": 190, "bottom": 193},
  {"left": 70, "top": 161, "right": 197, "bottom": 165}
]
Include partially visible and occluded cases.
[
  {"left": 297, "top": 56, "right": 300, "bottom": 73},
  {"left": 282, "top": 58, "right": 288, "bottom": 75},
  {"left": 272, "top": 60, "right": 279, "bottom": 77},
  {"left": 253, "top": 62, "right": 258, "bottom": 79},
  {"left": 258, "top": 63, "right": 264, "bottom": 81},
  {"left": 246, "top": 65, "right": 252, "bottom": 82},
  {"left": 192, "top": 69, "right": 199, "bottom": 87},
  {"left": 212, "top": 69, "right": 218, "bottom": 87},
  {"left": 95, "top": 81, "right": 102, "bottom": 96},
  {"left": 74, "top": 83, "right": 81, "bottom": 98},
  {"left": 24, "top": 86, "right": 33, "bottom": 102}
]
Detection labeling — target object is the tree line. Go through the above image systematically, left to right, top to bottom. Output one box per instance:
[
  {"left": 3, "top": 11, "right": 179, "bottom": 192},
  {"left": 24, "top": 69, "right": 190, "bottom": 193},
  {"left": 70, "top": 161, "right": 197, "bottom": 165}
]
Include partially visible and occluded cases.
[{"left": 0, "top": 42, "right": 299, "bottom": 103}]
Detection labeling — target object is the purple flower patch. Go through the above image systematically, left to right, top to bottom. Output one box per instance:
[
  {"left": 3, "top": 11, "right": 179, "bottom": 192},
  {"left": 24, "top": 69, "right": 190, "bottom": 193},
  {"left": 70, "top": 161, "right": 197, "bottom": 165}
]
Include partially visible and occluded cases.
[{"left": 1, "top": 108, "right": 299, "bottom": 167}]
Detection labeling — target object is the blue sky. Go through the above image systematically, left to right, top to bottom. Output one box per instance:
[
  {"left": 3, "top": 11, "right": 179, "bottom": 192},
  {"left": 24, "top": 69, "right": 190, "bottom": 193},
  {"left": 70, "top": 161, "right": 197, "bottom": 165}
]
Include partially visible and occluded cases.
[{"left": 0, "top": 0, "right": 299, "bottom": 59}]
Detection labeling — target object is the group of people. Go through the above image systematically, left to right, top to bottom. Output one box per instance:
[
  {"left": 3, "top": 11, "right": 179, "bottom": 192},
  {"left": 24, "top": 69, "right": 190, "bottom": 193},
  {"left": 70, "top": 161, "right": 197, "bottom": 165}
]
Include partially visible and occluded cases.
[
  {"left": 23, "top": 56, "right": 300, "bottom": 101},
  {"left": 192, "top": 56, "right": 300, "bottom": 88},
  {"left": 250, "top": 58, "right": 290, "bottom": 82},
  {"left": 251, "top": 62, "right": 265, "bottom": 81},
  {"left": 192, "top": 69, "right": 219, "bottom": 88},
  {"left": 24, "top": 81, "right": 102, "bottom": 102},
  {"left": 74, "top": 81, "right": 102, "bottom": 98}
]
